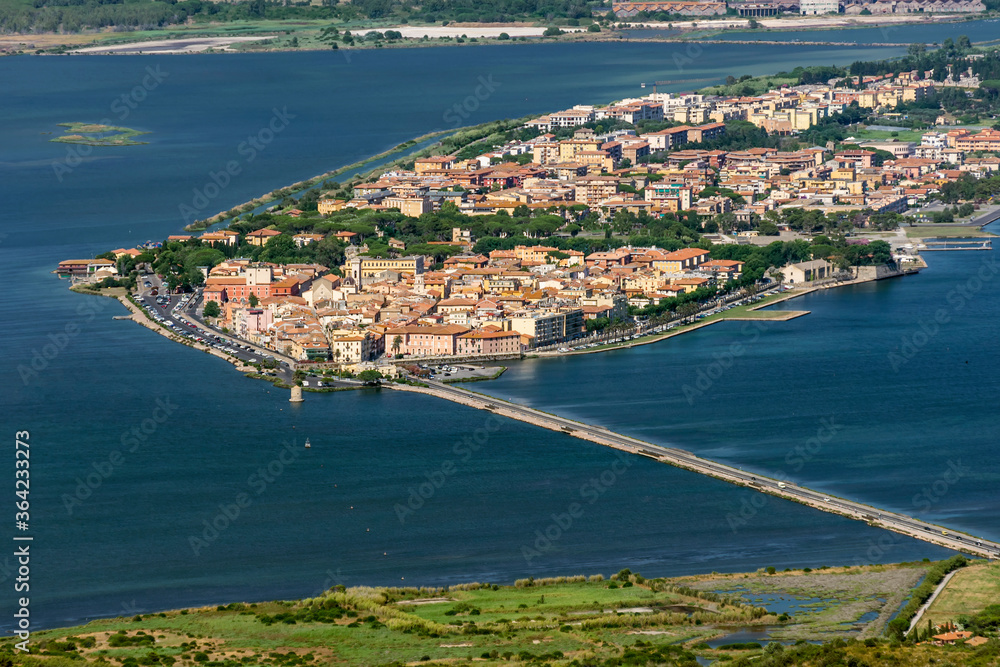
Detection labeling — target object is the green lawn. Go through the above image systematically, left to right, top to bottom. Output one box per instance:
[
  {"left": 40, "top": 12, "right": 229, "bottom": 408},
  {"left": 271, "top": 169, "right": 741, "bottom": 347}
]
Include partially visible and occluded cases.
[
  {"left": 845, "top": 127, "right": 925, "bottom": 143},
  {"left": 905, "top": 225, "right": 996, "bottom": 239},
  {"left": 581, "top": 290, "right": 808, "bottom": 354},
  {"left": 5, "top": 562, "right": 986, "bottom": 666},
  {"left": 1, "top": 576, "right": 771, "bottom": 666}
]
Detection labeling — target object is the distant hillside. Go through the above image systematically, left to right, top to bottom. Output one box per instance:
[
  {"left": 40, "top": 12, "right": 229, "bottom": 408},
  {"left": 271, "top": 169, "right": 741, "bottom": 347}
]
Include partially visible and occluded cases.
[{"left": 0, "top": 0, "right": 607, "bottom": 34}]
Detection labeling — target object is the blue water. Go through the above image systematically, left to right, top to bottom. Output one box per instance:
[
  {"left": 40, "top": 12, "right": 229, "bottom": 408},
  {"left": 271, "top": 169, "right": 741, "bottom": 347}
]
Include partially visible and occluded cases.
[
  {"left": 0, "top": 43, "right": 967, "bottom": 631},
  {"left": 480, "top": 245, "right": 1000, "bottom": 541},
  {"left": 714, "top": 590, "right": 834, "bottom": 616},
  {"left": 705, "top": 628, "right": 772, "bottom": 648}
]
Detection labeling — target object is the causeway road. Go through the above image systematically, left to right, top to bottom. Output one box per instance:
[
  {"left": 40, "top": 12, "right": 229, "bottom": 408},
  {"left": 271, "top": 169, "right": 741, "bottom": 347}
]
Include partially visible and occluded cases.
[{"left": 390, "top": 379, "right": 999, "bottom": 560}]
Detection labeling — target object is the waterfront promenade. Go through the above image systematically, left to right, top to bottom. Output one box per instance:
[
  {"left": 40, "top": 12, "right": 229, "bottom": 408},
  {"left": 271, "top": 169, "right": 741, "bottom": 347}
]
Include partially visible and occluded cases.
[{"left": 390, "top": 379, "right": 1000, "bottom": 561}]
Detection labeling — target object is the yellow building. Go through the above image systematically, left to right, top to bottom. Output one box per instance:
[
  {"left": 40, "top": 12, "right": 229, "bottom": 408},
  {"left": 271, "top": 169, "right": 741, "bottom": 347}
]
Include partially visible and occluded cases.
[
  {"left": 558, "top": 139, "right": 602, "bottom": 162},
  {"left": 532, "top": 143, "right": 561, "bottom": 165},
  {"left": 414, "top": 156, "right": 455, "bottom": 173},
  {"left": 574, "top": 175, "right": 619, "bottom": 206},
  {"left": 384, "top": 195, "right": 432, "bottom": 218},
  {"left": 318, "top": 198, "right": 346, "bottom": 215},
  {"left": 246, "top": 228, "right": 282, "bottom": 247},
  {"left": 514, "top": 245, "right": 560, "bottom": 264},
  {"left": 348, "top": 255, "right": 425, "bottom": 281}
]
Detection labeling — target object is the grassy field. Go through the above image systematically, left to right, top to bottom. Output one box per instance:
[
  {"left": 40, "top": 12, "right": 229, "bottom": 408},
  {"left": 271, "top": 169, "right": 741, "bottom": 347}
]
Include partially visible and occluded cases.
[
  {"left": 844, "top": 127, "right": 925, "bottom": 144},
  {"left": 905, "top": 224, "right": 997, "bottom": 239},
  {"left": 579, "top": 289, "right": 808, "bottom": 354},
  {"left": 5, "top": 562, "right": 999, "bottom": 666},
  {"left": 7, "top": 562, "right": 998, "bottom": 667},
  {"left": 924, "top": 562, "right": 1000, "bottom": 629},
  {"left": 1, "top": 574, "right": 772, "bottom": 666}
]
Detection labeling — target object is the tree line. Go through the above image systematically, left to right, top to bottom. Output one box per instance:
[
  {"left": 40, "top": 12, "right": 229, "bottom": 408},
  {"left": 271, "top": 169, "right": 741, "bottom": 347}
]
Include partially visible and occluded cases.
[{"left": 4, "top": 0, "right": 603, "bottom": 34}]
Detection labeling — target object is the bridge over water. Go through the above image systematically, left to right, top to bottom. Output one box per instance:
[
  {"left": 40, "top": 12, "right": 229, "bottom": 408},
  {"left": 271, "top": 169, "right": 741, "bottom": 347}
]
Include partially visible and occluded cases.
[{"left": 390, "top": 380, "right": 999, "bottom": 561}]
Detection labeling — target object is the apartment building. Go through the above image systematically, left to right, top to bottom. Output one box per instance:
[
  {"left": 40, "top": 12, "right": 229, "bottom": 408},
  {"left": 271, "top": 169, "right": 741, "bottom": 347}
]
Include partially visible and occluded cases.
[{"left": 509, "top": 309, "right": 585, "bottom": 348}]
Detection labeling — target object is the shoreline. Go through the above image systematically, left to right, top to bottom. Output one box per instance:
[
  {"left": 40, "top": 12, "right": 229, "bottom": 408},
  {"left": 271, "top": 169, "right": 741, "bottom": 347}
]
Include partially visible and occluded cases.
[
  {"left": 4, "top": 12, "right": 990, "bottom": 56},
  {"left": 179, "top": 115, "right": 537, "bottom": 232},
  {"left": 182, "top": 126, "right": 466, "bottom": 232},
  {"left": 532, "top": 263, "right": 923, "bottom": 360},
  {"left": 17, "top": 558, "right": 958, "bottom": 641}
]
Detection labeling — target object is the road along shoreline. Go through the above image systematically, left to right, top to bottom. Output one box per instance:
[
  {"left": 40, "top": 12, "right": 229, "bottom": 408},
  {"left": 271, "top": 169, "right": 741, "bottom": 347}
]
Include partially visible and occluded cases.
[
  {"left": 538, "top": 266, "right": 915, "bottom": 359},
  {"left": 387, "top": 379, "right": 998, "bottom": 561}
]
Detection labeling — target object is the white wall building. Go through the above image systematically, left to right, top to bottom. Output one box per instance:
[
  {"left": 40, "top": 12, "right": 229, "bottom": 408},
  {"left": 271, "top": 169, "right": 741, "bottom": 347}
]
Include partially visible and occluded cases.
[{"left": 800, "top": 0, "right": 839, "bottom": 13}]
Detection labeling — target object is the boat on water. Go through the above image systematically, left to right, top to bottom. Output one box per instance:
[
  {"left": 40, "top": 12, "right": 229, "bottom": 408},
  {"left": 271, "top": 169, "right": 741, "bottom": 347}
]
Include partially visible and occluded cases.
[{"left": 305, "top": 438, "right": 311, "bottom": 449}]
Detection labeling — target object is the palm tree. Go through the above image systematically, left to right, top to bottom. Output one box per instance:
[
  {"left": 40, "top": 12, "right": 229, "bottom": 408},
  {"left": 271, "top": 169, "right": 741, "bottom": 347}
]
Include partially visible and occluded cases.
[
  {"left": 678, "top": 302, "right": 699, "bottom": 324},
  {"left": 391, "top": 335, "right": 403, "bottom": 356}
]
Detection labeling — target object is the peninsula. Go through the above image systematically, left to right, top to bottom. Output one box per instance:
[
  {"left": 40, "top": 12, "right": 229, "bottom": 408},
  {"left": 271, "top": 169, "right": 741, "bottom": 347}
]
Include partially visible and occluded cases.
[
  {"left": 53, "top": 38, "right": 1000, "bottom": 563},
  {"left": 62, "top": 38, "right": 1000, "bottom": 374}
]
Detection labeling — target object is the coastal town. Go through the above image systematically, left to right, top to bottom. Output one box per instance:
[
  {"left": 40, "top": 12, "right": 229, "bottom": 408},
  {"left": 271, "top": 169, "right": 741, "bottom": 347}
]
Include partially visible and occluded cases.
[
  {"left": 16, "top": 0, "right": 1000, "bottom": 657},
  {"left": 59, "top": 46, "right": 1000, "bottom": 370}
]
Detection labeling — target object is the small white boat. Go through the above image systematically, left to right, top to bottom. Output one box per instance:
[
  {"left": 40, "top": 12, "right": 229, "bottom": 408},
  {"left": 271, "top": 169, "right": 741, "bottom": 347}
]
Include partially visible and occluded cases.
[{"left": 304, "top": 438, "right": 311, "bottom": 449}]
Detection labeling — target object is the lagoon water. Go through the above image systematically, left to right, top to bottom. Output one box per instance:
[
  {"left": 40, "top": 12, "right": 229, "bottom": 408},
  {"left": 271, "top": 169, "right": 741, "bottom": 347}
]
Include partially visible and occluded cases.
[
  {"left": 0, "top": 41, "right": 986, "bottom": 631},
  {"left": 480, "top": 246, "right": 1000, "bottom": 540}
]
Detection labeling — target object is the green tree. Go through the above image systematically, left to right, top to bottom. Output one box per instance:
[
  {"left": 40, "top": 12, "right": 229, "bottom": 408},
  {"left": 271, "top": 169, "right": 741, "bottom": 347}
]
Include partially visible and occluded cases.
[
  {"left": 259, "top": 234, "right": 297, "bottom": 263},
  {"left": 249, "top": 294, "right": 259, "bottom": 307},
  {"left": 203, "top": 301, "right": 221, "bottom": 318},
  {"left": 391, "top": 335, "right": 403, "bottom": 356},
  {"left": 357, "top": 369, "right": 383, "bottom": 384}
]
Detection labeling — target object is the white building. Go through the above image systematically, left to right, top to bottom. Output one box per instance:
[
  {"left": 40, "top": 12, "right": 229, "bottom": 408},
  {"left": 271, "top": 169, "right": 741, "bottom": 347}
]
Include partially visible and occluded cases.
[{"left": 800, "top": 0, "right": 839, "bottom": 13}]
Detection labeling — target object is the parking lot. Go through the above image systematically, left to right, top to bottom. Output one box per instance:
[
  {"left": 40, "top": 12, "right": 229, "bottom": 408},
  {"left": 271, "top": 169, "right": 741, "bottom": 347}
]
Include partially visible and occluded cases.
[
  {"left": 134, "top": 275, "right": 285, "bottom": 372},
  {"left": 410, "top": 363, "right": 503, "bottom": 382}
]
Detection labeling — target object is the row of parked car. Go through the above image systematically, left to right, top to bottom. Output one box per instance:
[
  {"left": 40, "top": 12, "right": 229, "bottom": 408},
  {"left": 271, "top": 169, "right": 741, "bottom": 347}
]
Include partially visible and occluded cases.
[{"left": 143, "top": 297, "right": 273, "bottom": 365}]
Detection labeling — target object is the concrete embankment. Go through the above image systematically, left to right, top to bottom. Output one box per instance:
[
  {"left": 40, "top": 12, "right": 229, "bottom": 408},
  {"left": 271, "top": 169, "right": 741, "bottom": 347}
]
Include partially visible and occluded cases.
[
  {"left": 551, "top": 266, "right": 920, "bottom": 358},
  {"left": 538, "top": 291, "right": 810, "bottom": 358},
  {"left": 113, "top": 294, "right": 256, "bottom": 372},
  {"left": 387, "top": 380, "right": 999, "bottom": 560}
]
